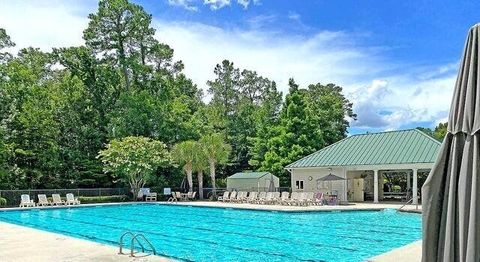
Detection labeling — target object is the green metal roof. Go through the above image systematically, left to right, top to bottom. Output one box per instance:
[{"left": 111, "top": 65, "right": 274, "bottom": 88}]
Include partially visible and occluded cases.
[
  {"left": 286, "top": 129, "right": 441, "bottom": 168},
  {"left": 228, "top": 172, "right": 271, "bottom": 179}
]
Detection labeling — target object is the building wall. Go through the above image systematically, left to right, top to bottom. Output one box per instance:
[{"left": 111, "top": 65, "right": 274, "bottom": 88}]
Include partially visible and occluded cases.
[
  {"left": 290, "top": 167, "right": 347, "bottom": 201},
  {"left": 290, "top": 168, "right": 389, "bottom": 202},
  {"left": 227, "top": 176, "right": 280, "bottom": 191},
  {"left": 227, "top": 178, "right": 258, "bottom": 191}
]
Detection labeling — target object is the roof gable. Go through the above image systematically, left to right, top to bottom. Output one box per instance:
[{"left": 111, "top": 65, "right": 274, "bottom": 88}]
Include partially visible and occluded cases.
[{"left": 286, "top": 129, "right": 441, "bottom": 168}]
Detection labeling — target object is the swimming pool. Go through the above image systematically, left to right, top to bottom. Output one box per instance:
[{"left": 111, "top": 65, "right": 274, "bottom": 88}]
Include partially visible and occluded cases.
[{"left": 0, "top": 204, "right": 421, "bottom": 261}]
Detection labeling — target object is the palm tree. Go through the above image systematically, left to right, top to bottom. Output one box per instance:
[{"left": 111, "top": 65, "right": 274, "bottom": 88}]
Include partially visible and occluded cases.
[
  {"left": 199, "top": 133, "right": 231, "bottom": 195},
  {"left": 172, "top": 140, "right": 197, "bottom": 193},
  {"left": 193, "top": 147, "right": 208, "bottom": 199}
]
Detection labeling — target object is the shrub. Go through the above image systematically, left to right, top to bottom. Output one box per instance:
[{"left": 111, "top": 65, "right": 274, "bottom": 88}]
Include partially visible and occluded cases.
[
  {"left": 78, "top": 195, "right": 129, "bottom": 204},
  {"left": 0, "top": 197, "right": 6, "bottom": 206}
]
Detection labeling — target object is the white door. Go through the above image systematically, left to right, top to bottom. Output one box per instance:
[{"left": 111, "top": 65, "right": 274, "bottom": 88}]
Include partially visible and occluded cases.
[{"left": 353, "top": 178, "right": 364, "bottom": 202}]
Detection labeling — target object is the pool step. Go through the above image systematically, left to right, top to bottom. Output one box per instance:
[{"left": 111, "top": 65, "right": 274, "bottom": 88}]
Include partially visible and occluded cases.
[{"left": 118, "top": 231, "right": 157, "bottom": 257}]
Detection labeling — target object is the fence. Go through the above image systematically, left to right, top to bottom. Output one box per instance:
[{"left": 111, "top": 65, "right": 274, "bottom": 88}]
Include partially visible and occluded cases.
[
  {"left": 1, "top": 186, "right": 294, "bottom": 206},
  {"left": 0, "top": 188, "right": 130, "bottom": 207}
]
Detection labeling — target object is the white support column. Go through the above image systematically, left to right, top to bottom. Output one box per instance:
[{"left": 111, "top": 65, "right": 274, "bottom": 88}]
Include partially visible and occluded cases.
[
  {"left": 343, "top": 168, "right": 348, "bottom": 203},
  {"left": 412, "top": 169, "right": 418, "bottom": 205},
  {"left": 373, "top": 170, "right": 379, "bottom": 203},
  {"left": 407, "top": 173, "right": 411, "bottom": 190}
]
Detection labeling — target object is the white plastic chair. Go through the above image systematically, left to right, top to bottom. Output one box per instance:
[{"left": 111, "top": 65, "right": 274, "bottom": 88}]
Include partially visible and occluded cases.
[
  {"left": 218, "top": 191, "right": 230, "bottom": 202},
  {"left": 66, "top": 193, "right": 80, "bottom": 205},
  {"left": 19, "top": 194, "right": 35, "bottom": 208},
  {"left": 37, "top": 194, "right": 51, "bottom": 206},
  {"left": 52, "top": 194, "right": 65, "bottom": 206}
]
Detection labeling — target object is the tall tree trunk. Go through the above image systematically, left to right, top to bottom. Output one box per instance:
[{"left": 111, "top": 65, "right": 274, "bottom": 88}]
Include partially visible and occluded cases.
[
  {"left": 118, "top": 38, "right": 130, "bottom": 90},
  {"left": 209, "top": 160, "right": 216, "bottom": 195},
  {"left": 186, "top": 167, "right": 193, "bottom": 193},
  {"left": 198, "top": 170, "right": 204, "bottom": 199},
  {"left": 130, "top": 180, "right": 139, "bottom": 202}
]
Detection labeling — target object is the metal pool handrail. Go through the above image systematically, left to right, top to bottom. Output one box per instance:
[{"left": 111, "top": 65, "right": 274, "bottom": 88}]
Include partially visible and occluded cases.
[
  {"left": 398, "top": 198, "right": 415, "bottom": 211},
  {"left": 118, "top": 231, "right": 145, "bottom": 255},
  {"left": 130, "top": 233, "right": 156, "bottom": 257}
]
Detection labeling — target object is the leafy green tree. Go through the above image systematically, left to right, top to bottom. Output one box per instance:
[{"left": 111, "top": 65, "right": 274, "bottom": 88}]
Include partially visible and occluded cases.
[
  {"left": 0, "top": 0, "right": 359, "bottom": 193},
  {"left": 84, "top": 0, "right": 155, "bottom": 90},
  {"left": 0, "top": 28, "right": 15, "bottom": 63},
  {"left": 0, "top": 48, "right": 62, "bottom": 188},
  {"left": 206, "top": 60, "right": 282, "bottom": 176},
  {"left": 207, "top": 60, "right": 240, "bottom": 125},
  {"left": 251, "top": 79, "right": 355, "bottom": 185},
  {"left": 306, "top": 83, "right": 356, "bottom": 145},
  {"left": 434, "top": 122, "right": 447, "bottom": 140},
  {"left": 417, "top": 123, "right": 448, "bottom": 141},
  {"left": 199, "top": 133, "right": 231, "bottom": 194},
  {"left": 98, "top": 136, "right": 170, "bottom": 199},
  {"left": 172, "top": 140, "right": 198, "bottom": 193}
]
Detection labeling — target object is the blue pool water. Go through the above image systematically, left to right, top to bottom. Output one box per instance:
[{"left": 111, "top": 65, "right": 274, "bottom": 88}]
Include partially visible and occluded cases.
[{"left": 0, "top": 204, "right": 421, "bottom": 261}]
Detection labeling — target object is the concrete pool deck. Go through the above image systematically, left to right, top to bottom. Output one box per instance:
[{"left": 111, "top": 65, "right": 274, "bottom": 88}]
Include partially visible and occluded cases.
[
  {"left": 0, "top": 201, "right": 422, "bottom": 261},
  {"left": 0, "top": 222, "right": 169, "bottom": 262},
  {"left": 369, "top": 240, "right": 422, "bottom": 262}
]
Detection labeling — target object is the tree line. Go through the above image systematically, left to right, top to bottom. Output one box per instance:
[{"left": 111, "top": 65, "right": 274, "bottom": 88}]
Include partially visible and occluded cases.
[{"left": 0, "top": 0, "right": 356, "bottom": 190}]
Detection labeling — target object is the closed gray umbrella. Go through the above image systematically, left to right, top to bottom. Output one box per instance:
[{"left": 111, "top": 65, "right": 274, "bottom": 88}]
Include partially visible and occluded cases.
[
  {"left": 422, "top": 23, "right": 480, "bottom": 262},
  {"left": 317, "top": 173, "right": 346, "bottom": 181},
  {"left": 317, "top": 173, "right": 345, "bottom": 196},
  {"left": 268, "top": 174, "right": 275, "bottom": 192}
]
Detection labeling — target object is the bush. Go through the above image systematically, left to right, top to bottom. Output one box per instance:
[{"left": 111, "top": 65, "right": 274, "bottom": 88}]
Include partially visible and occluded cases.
[
  {"left": 78, "top": 195, "right": 129, "bottom": 204},
  {"left": 0, "top": 197, "right": 6, "bottom": 206}
]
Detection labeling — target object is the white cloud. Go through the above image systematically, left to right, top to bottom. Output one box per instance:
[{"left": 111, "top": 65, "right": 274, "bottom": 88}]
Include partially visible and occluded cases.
[
  {"left": 0, "top": 0, "right": 458, "bottom": 131},
  {"left": 0, "top": 0, "right": 94, "bottom": 52},
  {"left": 167, "top": 0, "right": 199, "bottom": 12},
  {"left": 167, "top": 0, "right": 256, "bottom": 10},
  {"left": 203, "top": 0, "right": 231, "bottom": 10},
  {"left": 237, "top": 0, "right": 250, "bottom": 9},
  {"left": 288, "top": 11, "right": 301, "bottom": 21},
  {"left": 247, "top": 14, "right": 278, "bottom": 29},
  {"left": 153, "top": 20, "right": 386, "bottom": 94},
  {"left": 350, "top": 69, "right": 456, "bottom": 130}
]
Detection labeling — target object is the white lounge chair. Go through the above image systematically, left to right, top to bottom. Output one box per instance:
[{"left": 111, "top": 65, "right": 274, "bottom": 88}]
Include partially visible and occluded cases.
[
  {"left": 218, "top": 191, "right": 230, "bottom": 202},
  {"left": 225, "top": 191, "right": 237, "bottom": 202},
  {"left": 234, "top": 191, "right": 246, "bottom": 203},
  {"left": 240, "top": 191, "right": 249, "bottom": 202},
  {"left": 188, "top": 192, "right": 196, "bottom": 201},
  {"left": 246, "top": 192, "right": 257, "bottom": 203},
  {"left": 256, "top": 192, "right": 266, "bottom": 204},
  {"left": 261, "top": 192, "right": 274, "bottom": 204},
  {"left": 272, "top": 192, "right": 281, "bottom": 204},
  {"left": 279, "top": 192, "right": 290, "bottom": 205},
  {"left": 286, "top": 192, "right": 299, "bottom": 205},
  {"left": 297, "top": 192, "right": 307, "bottom": 206},
  {"left": 304, "top": 192, "right": 315, "bottom": 206},
  {"left": 66, "top": 193, "right": 80, "bottom": 205},
  {"left": 19, "top": 194, "right": 35, "bottom": 208},
  {"left": 37, "top": 194, "right": 51, "bottom": 206},
  {"left": 52, "top": 194, "right": 65, "bottom": 206}
]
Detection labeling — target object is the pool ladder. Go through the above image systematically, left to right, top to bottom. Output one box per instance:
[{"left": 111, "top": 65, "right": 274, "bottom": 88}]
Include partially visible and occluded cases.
[
  {"left": 398, "top": 197, "right": 419, "bottom": 211},
  {"left": 118, "top": 231, "right": 157, "bottom": 257}
]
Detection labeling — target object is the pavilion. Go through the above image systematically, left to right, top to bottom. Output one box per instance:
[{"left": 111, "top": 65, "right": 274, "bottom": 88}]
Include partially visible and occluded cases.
[{"left": 285, "top": 129, "right": 441, "bottom": 204}]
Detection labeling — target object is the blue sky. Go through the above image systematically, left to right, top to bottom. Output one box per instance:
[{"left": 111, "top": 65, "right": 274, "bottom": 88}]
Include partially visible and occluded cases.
[{"left": 1, "top": 0, "right": 479, "bottom": 134}]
